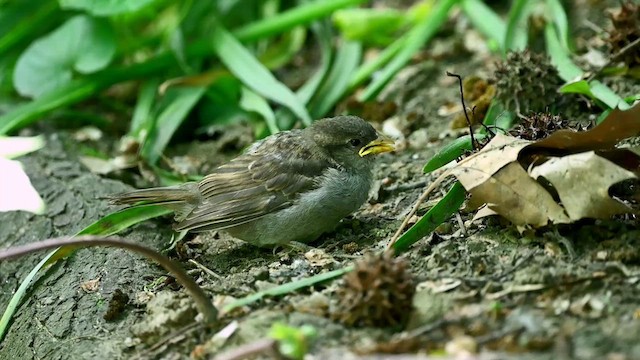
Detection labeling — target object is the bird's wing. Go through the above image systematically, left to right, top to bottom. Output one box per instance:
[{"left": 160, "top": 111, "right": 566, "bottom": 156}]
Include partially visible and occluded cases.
[{"left": 175, "top": 132, "right": 334, "bottom": 232}]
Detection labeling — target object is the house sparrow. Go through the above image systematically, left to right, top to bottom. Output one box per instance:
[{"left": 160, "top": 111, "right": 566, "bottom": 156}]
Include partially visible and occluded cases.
[{"left": 110, "top": 116, "right": 394, "bottom": 247}]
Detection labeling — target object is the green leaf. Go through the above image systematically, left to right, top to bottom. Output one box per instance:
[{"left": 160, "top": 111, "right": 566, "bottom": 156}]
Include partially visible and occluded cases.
[
  {"left": 0, "top": 0, "right": 59, "bottom": 56},
  {"left": 0, "top": 0, "right": 360, "bottom": 134},
  {"left": 58, "top": 0, "right": 159, "bottom": 16},
  {"left": 232, "top": 0, "right": 368, "bottom": 43},
  {"left": 358, "top": 0, "right": 458, "bottom": 102},
  {"left": 460, "top": 0, "right": 506, "bottom": 51},
  {"left": 504, "top": 0, "right": 533, "bottom": 52},
  {"left": 545, "top": 0, "right": 571, "bottom": 52},
  {"left": 333, "top": 8, "right": 407, "bottom": 45},
  {"left": 13, "top": 15, "right": 116, "bottom": 98},
  {"left": 544, "top": 23, "right": 582, "bottom": 81},
  {"left": 545, "top": 23, "right": 626, "bottom": 110},
  {"left": 211, "top": 24, "right": 312, "bottom": 126},
  {"left": 307, "top": 41, "right": 362, "bottom": 118},
  {"left": 130, "top": 79, "right": 160, "bottom": 140},
  {"left": 141, "top": 86, "right": 206, "bottom": 164},
  {"left": 240, "top": 86, "right": 279, "bottom": 134},
  {"left": 481, "top": 100, "right": 514, "bottom": 132},
  {"left": 423, "top": 134, "right": 486, "bottom": 173},
  {"left": 392, "top": 182, "right": 466, "bottom": 253},
  {"left": 0, "top": 205, "right": 171, "bottom": 341},
  {"left": 78, "top": 205, "right": 171, "bottom": 237},
  {"left": 223, "top": 266, "right": 354, "bottom": 313},
  {"left": 270, "top": 323, "right": 317, "bottom": 360}
]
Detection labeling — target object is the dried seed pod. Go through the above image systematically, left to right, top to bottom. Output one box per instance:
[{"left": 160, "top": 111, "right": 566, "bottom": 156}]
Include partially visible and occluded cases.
[
  {"left": 608, "top": 1, "right": 640, "bottom": 67},
  {"left": 493, "top": 51, "right": 565, "bottom": 114},
  {"left": 510, "top": 112, "right": 572, "bottom": 140},
  {"left": 333, "top": 251, "right": 415, "bottom": 327}
]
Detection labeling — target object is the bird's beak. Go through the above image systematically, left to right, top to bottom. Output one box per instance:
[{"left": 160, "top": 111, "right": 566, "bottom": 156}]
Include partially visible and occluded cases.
[{"left": 358, "top": 137, "right": 395, "bottom": 157}]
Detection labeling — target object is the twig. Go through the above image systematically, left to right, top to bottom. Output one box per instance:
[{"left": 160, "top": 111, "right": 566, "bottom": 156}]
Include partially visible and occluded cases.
[
  {"left": 586, "top": 37, "right": 640, "bottom": 82},
  {"left": 447, "top": 72, "right": 476, "bottom": 149},
  {"left": 387, "top": 170, "right": 451, "bottom": 248},
  {"left": 0, "top": 235, "right": 218, "bottom": 325},
  {"left": 189, "top": 259, "right": 223, "bottom": 280},
  {"left": 213, "top": 339, "right": 284, "bottom": 360}
]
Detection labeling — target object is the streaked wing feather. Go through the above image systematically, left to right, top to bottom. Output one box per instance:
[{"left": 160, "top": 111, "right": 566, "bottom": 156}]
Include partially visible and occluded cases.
[{"left": 175, "top": 132, "right": 333, "bottom": 232}]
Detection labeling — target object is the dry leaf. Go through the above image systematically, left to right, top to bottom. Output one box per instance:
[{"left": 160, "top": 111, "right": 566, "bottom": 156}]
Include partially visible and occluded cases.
[
  {"left": 526, "top": 103, "right": 640, "bottom": 153},
  {"left": 445, "top": 104, "right": 640, "bottom": 227},
  {"left": 449, "top": 133, "right": 531, "bottom": 189},
  {"left": 530, "top": 151, "right": 637, "bottom": 220},
  {"left": 467, "top": 162, "right": 569, "bottom": 226}
]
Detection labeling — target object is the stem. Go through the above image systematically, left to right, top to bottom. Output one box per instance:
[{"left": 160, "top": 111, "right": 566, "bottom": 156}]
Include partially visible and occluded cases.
[{"left": 0, "top": 235, "right": 218, "bottom": 325}]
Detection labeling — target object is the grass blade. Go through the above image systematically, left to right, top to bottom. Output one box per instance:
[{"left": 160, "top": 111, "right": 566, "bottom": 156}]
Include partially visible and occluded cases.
[
  {"left": 0, "top": 0, "right": 359, "bottom": 135},
  {"left": 233, "top": 0, "right": 368, "bottom": 43},
  {"left": 358, "top": 0, "right": 459, "bottom": 102},
  {"left": 460, "top": 0, "right": 506, "bottom": 50},
  {"left": 504, "top": 0, "right": 533, "bottom": 52},
  {"left": 545, "top": 0, "right": 571, "bottom": 52},
  {"left": 296, "top": 21, "right": 333, "bottom": 105},
  {"left": 544, "top": 23, "right": 582, "bottom": 81},
  {"left": 212, "top": 24, "right": 312, "bottom": 126},
  {"left": 545, "top": 24, "right": 626, "bottom": 110},
  {"left": 348, "top": 34, "right": 406, "bottom": 92},
  {"left": 307, "top": 41, "right": 362, "bottom": 118},
  {"left": 130, "top": 79, "right": 160, "bottom": 139},
  {"left": 141, "top": 86, "right": 206, "bottom": 164},
  {"left": 240, "top": 86, "right": 279, "bottom": 134},
  {"left": 423, "top": 134, "right": 486, "bottom": 173},
  {"left": 392, "top": 182, "right": 466, "bottom": 253},
  {"left": 0, "top": 205, "right": 171, "bottom": 341},
  {"left": 223, "top": 266, "right": 354, "bottom": 313}
]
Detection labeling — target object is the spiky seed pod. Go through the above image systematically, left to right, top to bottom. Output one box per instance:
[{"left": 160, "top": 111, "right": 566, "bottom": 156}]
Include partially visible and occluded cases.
[
  {"left": 608, "top": 1, "right": 640, "bottom": 67},
  {"left": 493, "top": 51, "right": 565, "bottom": 114},
  {"left": 510, "top": 112, "right": 573, "bottom": 140},
  {"left": 333, "top": 251, "right": 414, "bottom": 327}
]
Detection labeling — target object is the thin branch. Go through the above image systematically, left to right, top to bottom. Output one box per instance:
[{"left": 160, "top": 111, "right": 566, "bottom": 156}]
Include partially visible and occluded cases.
[{"left": 0, "top": 235, "right": 218, "bottom": 325}]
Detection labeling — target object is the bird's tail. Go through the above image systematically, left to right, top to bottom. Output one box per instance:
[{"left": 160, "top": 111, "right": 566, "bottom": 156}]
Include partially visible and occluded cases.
[{"left": 109, "top": 184, "right": 199, "bottom": 221}]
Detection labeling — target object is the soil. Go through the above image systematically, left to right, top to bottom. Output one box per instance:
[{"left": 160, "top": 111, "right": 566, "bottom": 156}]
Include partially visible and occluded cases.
[{"left": 1, "top": 1, "right": 640, "bottom": 359}]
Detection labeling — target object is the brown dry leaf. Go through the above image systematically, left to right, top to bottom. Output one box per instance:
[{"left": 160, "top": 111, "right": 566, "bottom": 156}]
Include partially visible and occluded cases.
[
  {"left": 526, "top": 103, "right": 640, "bottom": 153},
  {"left": 449, "top": 133, "right": 531, "bottom": 190},
  {"left": 530, "top": 151, "right": 637, "bottom": 220},
  {"left": 467, "top": 162, "right": 570, "bottom": 226}
]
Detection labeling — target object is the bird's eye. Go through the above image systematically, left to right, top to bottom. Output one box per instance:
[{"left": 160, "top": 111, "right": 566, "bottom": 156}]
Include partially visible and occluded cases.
[{"left": 349, "top": 138, "right": 362, "bottom": 147}]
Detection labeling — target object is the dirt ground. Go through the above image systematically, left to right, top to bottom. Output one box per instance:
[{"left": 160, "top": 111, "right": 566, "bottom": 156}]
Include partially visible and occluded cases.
[{"left": 2, "top": 0, "right": 640, "bottom": 359}]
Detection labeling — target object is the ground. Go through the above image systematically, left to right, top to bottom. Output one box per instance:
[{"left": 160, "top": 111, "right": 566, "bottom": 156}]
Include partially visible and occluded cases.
[{"left": 1, "top": 0, "right": 640, "bottom": 359}]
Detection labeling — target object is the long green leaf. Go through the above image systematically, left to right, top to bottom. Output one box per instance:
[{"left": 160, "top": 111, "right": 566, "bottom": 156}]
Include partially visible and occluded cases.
[
  {"left": 0, "top": 0, "right": 360, "bottom": 135},
  {"left": 0, "top": 0, "right": 59, "bottom": 56},
  {"left": 233, "top": 0, "right": 367, "bottom": 43},
  {"left": 358, "top": 0, "right": 458, "bottom": 102},
  {"left": 460, "top": 0, "right": 505, "bottom": 50},
  {"left": 504, "top": 0, "right": 532, "bottom": 52},
  {"left": 545, "top": 0, "right": 571, "bottom": 52},
  {"left": 211, "top": 24, "right": 312, "bottom": 126},
  {"left": 544, "top": 24, "right": 582, "bottom": 81},
  {"left": 545, "top": 24, "right": 626, "bottom": 110},
  {"left": 348, "top": 34, "right": 406, "bottom": 92},
  {"left": 307, "top": 41, "right": 362, "bottom": 118},
  {"left": 130, "top": 79, "right": 160, "bottom": 139},
  {"left": 141, "top": 86, "right": 206, "bottom": 164},
  {"left": 240, "top": 86, "right": 279, "bottom": 134},
  {"left": 423, "top": 134, "right": 486, "bottom": 173},
  {"left": 392, "top": 182, "right": 466, "bottom": 253},
  {"left": 0, "top": 205, "right": 171, "bottom": 341},
  {"left": 223, "top": 266, "right": 354, "bottom": 313}
]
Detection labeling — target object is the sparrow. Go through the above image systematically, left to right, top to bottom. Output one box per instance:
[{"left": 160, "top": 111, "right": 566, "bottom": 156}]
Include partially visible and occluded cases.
[{"left": 110, "top": 116, "right": 395, "bottom": 247}]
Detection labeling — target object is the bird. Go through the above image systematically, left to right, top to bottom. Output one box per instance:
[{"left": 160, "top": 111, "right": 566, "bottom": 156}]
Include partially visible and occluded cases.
[{"left": 110, "top": 116, "right": 395, "bottom": 247}]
